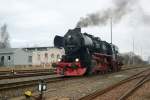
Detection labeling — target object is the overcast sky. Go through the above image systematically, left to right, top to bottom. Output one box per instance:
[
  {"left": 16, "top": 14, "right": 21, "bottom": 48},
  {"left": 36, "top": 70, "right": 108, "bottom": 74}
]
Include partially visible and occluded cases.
[{"left": 0, "top": 0, "right": 150, "bottom": 60}]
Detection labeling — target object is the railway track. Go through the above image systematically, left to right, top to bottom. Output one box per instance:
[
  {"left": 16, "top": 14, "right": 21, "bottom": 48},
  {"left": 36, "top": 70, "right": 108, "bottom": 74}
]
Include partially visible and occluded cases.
[
  {"left": 0, "top": 65, "right": 147, "bottom": 80},
  {"left": 121, "top": 65, "right": 149, "bottom": 71},
  {"left": 0, "top": 66, "right": 149, "bottom": 99},
  {"left": 79, "top": 68, "right": 150, "bottom": 100},
  {"left": 0, "top": 69, "right": 55, "bottom": 79},
  {"left": 0, "top": 69, "right": 54, "bottom": 75},
  {"left": 118, "top": 72, "right": 150, "bottom": 100},
  {"left": 0, "top": 75, "right": 82, "bottom": 99},
  {"left": 0, "top": 75, "right": 64, "bottom": 99},
  {"left": 0, "top": 76, "right": 62, "bottom": 91}
]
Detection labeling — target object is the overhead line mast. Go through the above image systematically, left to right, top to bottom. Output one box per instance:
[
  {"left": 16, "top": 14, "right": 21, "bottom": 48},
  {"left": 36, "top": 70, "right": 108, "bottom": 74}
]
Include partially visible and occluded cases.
[{"left": 110, "top": 17, "right": 112, "bottom": 44}]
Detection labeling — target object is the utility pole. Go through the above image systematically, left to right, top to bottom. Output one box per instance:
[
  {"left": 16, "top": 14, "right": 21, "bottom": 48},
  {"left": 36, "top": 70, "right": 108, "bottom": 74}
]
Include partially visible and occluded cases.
[
  {"left": 110, "top": 17, "right": 112, "bottom": 44},
  {"left": 110, "top": 17, "right": 115, "bottom": 61},
  {"left": 132, "top": 38, "right": 134, "bottom": 65},
  {"left": 140, "top": 47, "right": 142, "bottom": 58},
  {"left": 148, "top": 56, "right": 150, "bottom": 64}
]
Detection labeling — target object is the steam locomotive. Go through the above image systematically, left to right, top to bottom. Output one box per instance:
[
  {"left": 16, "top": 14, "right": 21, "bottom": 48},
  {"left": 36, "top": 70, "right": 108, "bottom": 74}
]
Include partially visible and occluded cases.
[{"left": 53, "top": 27, "right": 122, "bottom": 76}]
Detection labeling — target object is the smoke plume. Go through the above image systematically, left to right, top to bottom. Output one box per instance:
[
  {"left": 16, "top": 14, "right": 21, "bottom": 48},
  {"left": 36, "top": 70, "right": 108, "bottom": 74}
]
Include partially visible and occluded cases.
[
  {"left": 76, "top": 0, "right": 135, "bottom": 28},
  {"left": 140, "top": 9, "right": 150, "bottom": 25},
  {"left": 0, "top": 24, "right": 10, "bottom": 48}
]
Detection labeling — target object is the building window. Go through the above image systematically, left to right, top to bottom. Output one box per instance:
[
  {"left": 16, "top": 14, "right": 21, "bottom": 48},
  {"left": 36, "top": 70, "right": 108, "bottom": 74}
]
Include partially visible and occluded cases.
[
  {"left": 45, "top": 53, "right": 48, "bottom": 58},
  {"left": 51, "top": 53, "right": 54, "bottom": 58},
  {"left": 38, "top": 54, "right": 40, "bottom": 61},
  {"left": 57, "top": 54, "right": 60, "bottom": 59},
  {"left": 1, "top": 56, "right": 4, "bottom": 62},
  {"left": 1, "top": 56, "right": 4, "bottom": 65},
  {"left": 8, "top": 56, "right": 11, "bottom": 61},
  {"left": 28, "top": 56, "right": 32, "bottom": 63}
]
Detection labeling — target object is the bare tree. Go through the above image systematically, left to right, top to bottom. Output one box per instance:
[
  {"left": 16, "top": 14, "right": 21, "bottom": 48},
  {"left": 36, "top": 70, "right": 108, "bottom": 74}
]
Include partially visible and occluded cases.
[
  {"left": 0, "top": 24, "right": 10, "bottom": 48},
  {"left": 120, "top": 52, "right": 148, "bottom": 65}
]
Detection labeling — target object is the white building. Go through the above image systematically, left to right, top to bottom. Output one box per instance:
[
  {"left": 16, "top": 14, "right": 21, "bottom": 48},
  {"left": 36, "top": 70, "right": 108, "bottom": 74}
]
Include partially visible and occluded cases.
[
  {"left": 0, "top": 47, "right": 64, "bottom": 68},
  {"left": 32, "top": 47, "right": 64, "bottom": 68},
  {"left": 0, "top": 48, "right": 32, "bottom": 66}
]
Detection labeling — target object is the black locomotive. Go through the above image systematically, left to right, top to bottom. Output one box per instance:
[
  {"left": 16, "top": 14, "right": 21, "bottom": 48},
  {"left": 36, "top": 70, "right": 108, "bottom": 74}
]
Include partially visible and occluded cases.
[{"left": 54, "top": 27, "right": 121, "bottom": 76}]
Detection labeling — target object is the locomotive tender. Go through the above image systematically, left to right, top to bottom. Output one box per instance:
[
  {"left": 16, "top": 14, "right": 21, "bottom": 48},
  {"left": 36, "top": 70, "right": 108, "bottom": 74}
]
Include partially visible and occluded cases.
[{"left": 53, "top": 27, "right": 122, "bottom": 76}]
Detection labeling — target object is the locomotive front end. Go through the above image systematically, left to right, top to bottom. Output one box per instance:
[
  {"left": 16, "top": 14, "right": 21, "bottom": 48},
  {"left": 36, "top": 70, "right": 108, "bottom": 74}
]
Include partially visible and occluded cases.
[
  {"left": 53, "top": 27, "right": 87, "bottom": 76},
  {"left": 54, "top": 60, "right": 86, "bottom": 76}
]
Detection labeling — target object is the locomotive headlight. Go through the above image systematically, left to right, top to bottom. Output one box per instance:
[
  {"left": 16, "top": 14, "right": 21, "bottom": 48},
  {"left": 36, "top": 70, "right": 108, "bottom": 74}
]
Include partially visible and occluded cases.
[
  {"left": 58, "top": 58, "right": 61, "bottom": 62},
  {"left": 75, "top": 58, "right": 79, "bottom": 62}
]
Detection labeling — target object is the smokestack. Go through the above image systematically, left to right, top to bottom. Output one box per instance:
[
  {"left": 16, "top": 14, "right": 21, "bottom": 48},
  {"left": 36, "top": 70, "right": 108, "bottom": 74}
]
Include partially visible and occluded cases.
[{"left": 74, "top": 27, "right": 81, "bottom": 33}]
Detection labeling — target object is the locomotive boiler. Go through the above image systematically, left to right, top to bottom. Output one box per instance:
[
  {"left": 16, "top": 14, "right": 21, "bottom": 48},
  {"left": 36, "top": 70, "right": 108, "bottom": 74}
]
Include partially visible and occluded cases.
[{"left": 53, "top": 27, "right": 122, "bottom": 76}]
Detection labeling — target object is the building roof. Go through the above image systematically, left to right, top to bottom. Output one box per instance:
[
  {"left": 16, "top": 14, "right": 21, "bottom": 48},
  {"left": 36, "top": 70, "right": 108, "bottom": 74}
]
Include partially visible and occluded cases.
[
  {"left": 0, "top": 46, "right": 56, "bottom": 54},
  {"left": 22, "top": 46, "right": 53, "bottom": 51},
  {"left": 0, "top": 48, "right": 18, "bottom": 54}
]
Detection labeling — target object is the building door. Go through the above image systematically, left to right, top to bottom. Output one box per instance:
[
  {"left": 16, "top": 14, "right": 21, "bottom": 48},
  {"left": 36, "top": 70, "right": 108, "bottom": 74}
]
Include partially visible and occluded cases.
[{"left": 0, "top": 56, "right": 4, "bottom": 66}]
